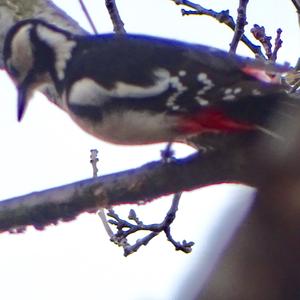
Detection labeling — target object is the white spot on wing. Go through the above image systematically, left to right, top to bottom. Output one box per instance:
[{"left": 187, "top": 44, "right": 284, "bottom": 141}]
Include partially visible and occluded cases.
[
  {"left": 36, "top": 25, "right": 76, "bottom": 80},
  {"left": 178, "top": 70, "right": 186, "bottom": 76},
  {"left": 197, "top": 73, "right": 215, "bottom": 96},
  {"left": 197, "top": 73, "right": 208, "bottom": 81},
  {"left": 166, "top": 75, "right": 188, "bottom": 110},
  {"left": 170, "top": 76, "right": 185, "bottom": 90},
  {"left": 222, "top": 87, "right": 243, "bottom": 101},
  {"left": 234, "top": 87, "right": 242, "bottom": 94},
  {"left": 224, "top": 88, "right": 233, "bottom": 94},
  {"left": 252, "top": 89, "right": 262, "bottom": 96},
  {"left": 222, "top": 94, "right": 236, "bottom": 101},
  {"left": 195, "top": 96, "right": 209, "bottom": 106}
]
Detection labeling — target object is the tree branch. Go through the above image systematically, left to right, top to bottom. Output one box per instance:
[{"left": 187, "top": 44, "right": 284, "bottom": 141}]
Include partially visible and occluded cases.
[
  {"left": 105, "top": 0, "right": 126, "bottom": 34},
  {"left": 171, "top": 0, "right": 264, "bottom": 57},
  {"left": 229, "top": 0, "right": 249, "bottom": 53},
  {"left": 291, "top": 0, "right": 300, "bottom": 31},
  {"left": 291, "top": 0, "right": 300, "bottom": 12},
  {"left": 1, "top": 1, "right": 300, "bottom": 297},
  {"left": 251, "top": 24, "right": 283, "bottom": 62},
  {"left": 0, "top": 133, "right": 264, "bottom": 233}
]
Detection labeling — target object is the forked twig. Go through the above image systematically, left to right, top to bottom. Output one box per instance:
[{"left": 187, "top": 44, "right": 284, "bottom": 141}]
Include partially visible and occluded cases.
[
  {"left": 172, "top": 0, "right": 264, "bottom": 57},
  {"left": 251, "top": 24, "right": 283, "bottom": 62},
  {"left": 106, "top": 144, "right": 194, "bottom": 256}
]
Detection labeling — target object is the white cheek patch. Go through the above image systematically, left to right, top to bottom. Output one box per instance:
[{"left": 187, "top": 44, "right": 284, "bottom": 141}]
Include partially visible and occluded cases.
[
  {"left": 10, "top": 24, "right": 34, "bottom": 82},
  {"left": 36, "top": 25, "right": 76, "bottom": 80},
  {"left": 68, "top": 69, "right": 171, "bottom": 106}
]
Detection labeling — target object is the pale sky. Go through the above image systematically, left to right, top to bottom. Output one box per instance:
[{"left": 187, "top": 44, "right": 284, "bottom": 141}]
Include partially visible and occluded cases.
[{"left": 0, "top": 1, "right": 298, "bottom": 299}]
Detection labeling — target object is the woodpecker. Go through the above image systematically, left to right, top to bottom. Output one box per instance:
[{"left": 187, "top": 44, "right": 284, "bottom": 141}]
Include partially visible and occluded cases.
[{"left": 3, "top": 19, "right": 294, "bottom": 144}]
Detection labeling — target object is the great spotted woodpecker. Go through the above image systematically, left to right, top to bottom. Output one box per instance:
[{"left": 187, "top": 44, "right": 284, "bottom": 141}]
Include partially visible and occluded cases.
[{"left": 3, "top": 19, "right": 293, "bottom": 144}]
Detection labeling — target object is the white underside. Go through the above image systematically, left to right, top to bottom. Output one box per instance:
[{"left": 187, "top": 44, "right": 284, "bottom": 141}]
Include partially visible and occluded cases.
[{"left": 68, "top": 109, "right": 178, "bottom": 145}]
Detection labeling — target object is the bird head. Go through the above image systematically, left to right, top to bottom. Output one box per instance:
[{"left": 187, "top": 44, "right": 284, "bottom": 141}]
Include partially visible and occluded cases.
[{"left": 3, "top": 19, "right": 75, "bottom": 121}]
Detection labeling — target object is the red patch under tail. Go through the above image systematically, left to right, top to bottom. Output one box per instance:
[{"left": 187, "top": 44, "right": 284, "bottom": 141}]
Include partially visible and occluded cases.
[{"left": 178, "top": 108, "right": 255, "bottom": 134}]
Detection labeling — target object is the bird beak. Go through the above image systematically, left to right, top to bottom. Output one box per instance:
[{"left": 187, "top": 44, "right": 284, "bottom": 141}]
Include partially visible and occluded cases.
[{"left": 17, "top": 84, "right": 29, "bottom": 122}]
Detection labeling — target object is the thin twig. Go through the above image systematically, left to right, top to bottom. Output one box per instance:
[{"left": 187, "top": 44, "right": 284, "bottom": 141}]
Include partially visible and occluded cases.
[
  {"left": 78, "top": 0, "right": 98, "bottom": 34},
  {"left": 105, "top": 0, "right": 126, "bottom": 34},
  {"left": 172, "top": 0, "right": 264, "bottom": 58},
  {"left": 229, "top": 0, "right": 249, "bottom": 53},
  {"left": 251, "top": 24, "right": 272, "bottom": 59},
  {"left": 251, "top": 25, "right": 283, "bottom": 63},
  {"left": 271, "top": 28, "right": 283, "bottom": 62},
  {"left": 104, "top": 144, "right": 193, "bottom": 255},
  {"left": 90, "top": 149, "right": 115, "bottom": 239},
  {"left": 90, "top": 149, "right": 99, "bottom": 177},
  {"left": 107, "top": 192, "right": 194, "bottom": 256},
  {"left": 98, "top": 209, "right": 115, "bottom": 238}
]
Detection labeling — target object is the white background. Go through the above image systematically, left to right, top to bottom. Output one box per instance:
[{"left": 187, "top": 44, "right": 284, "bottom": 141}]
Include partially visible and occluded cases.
[{"left": 0, "top": 1, "right": 298, "bottom": 299}]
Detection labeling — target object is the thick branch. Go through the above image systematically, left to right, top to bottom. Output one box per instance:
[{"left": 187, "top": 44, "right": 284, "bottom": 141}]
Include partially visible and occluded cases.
[{"left": 0, "top": 133, "right": 262, "bottom": 233}]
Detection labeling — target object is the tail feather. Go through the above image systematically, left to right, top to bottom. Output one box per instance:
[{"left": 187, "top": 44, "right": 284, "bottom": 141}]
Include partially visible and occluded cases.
[
  {"left": 216, "top": 91, "right": 300, "bottom": 141},
  {"left": 255, "top": 93, "right": 300, "bottom": 141},
  {"left": 255, "top": 125, "right": 284, "bottom": 141}
]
